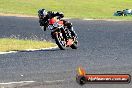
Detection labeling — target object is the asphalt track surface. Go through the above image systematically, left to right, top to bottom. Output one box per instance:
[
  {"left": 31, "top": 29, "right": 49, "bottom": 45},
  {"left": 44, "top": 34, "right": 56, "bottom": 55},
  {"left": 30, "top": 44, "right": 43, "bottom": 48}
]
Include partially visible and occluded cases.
[{"left": 0, "top": 16, "right": 132, "bottom": 88}]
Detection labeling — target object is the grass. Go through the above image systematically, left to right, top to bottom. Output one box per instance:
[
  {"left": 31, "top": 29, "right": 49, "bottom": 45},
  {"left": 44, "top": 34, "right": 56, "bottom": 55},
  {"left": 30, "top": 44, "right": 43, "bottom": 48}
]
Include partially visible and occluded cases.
[
  {"left": 0, "top": 0, "right": 132, "bottom": 19},
  {"left": 0, "top": 38, "right": 56, "bottom": 52}
]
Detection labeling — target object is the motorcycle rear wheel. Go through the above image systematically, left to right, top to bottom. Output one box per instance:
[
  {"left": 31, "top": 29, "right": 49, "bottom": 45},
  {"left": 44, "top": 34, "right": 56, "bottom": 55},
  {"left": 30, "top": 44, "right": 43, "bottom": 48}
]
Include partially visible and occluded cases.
[
  {"left": 70, "top": 37, "right": 78, "bottom": 49},
  {"left": 70, "top": 43, "right": 78, "bottom": 49}
]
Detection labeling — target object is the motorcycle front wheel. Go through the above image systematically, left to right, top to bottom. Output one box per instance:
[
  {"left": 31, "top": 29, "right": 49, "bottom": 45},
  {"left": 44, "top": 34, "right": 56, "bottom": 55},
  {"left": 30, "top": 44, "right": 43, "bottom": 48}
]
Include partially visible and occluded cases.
[{"left": 54, "top": 32, "right": 66, "bottom": 50}]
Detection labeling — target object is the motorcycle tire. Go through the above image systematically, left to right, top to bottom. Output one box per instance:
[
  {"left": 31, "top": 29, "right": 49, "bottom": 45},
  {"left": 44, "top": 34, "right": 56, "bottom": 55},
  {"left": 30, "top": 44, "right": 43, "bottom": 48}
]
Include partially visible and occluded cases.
[
  {"left": 54, "top": 33, "right": 66, "bottom": 50},
  {"left": 70, "top": 38, "right": 78, "bottom": 49},
  {"left": 70, "top": 43, "right": 78, "bottom": 49},
  {"left": 76, "top": 76, "right": 86, "bottom": 85}
]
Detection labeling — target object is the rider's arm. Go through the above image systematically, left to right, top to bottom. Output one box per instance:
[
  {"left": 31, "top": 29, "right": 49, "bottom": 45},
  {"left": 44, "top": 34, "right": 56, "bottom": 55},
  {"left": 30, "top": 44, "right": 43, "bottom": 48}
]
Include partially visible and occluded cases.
[
  {"left": 54, "top": 12, "right": 64, "bottom": 18},
  {"left": 39, "top": 17, "right": 48, "bottom": 31}
]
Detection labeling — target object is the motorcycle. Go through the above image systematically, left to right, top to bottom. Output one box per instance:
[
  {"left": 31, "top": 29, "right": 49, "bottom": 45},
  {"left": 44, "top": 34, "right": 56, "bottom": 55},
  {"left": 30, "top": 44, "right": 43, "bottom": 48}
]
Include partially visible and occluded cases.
[{"left": 47, "top": 17, "right": 78, "bottom": 50}]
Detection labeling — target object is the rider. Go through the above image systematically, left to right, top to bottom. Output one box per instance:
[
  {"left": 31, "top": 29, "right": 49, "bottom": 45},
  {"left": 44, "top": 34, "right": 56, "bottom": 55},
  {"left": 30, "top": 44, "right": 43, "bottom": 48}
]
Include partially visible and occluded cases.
[{"left": 38, "top": 9, "right": 77, "bottom": 38}]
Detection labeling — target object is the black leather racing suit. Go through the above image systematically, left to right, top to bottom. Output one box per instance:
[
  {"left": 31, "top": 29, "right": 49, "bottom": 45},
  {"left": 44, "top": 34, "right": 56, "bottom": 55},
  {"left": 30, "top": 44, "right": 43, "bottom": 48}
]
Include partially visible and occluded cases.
[{"left": 38, "top": 11, "right": 77, "bottom": 37}]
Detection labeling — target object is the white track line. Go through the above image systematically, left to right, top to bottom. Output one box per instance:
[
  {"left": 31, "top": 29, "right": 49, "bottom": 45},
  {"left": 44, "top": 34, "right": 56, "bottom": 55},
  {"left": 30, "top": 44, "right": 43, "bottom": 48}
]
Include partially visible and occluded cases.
[
  {"left": 1, "top": 12, "right": 131, "bottom": 21},
  {"left": 0, "top": 13, "right": 71, "bottom": 19},
  {"left": 1, "top": 13, "right": 129, "bottom": 21},
  {"left": 83, "top": 18, "right": 128, "bottom": 21},
  {"left": 0, "top": 46, "right": 58, "bottom": 55},
  {"left": 23, "top": 46, "right": 58, "bottom": 51},
  {"left": 0, "top": 51, "right": 17, "bottom": 55},
  {"left": 0, "top": 80, "right": 64, "bottom": 85},
  {"left": 44, "top": 80, "right": 65, "bottom": 83},
  {"left": 0, "top": 81, "right": 35, "bottom": 85}
]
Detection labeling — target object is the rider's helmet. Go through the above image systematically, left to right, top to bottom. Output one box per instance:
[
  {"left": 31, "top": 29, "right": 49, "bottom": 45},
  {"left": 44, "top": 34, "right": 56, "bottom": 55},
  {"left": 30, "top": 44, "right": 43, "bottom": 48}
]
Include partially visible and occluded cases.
[{"left": 38, "top": 9, "right": 47, "bottom": 19}]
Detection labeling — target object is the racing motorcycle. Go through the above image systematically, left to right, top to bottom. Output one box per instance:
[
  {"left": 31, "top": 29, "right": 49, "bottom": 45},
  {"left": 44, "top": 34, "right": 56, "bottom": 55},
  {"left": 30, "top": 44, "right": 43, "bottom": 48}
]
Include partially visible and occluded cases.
[{"left": 48, "top": 17, "right": 78, "bottom": 50}]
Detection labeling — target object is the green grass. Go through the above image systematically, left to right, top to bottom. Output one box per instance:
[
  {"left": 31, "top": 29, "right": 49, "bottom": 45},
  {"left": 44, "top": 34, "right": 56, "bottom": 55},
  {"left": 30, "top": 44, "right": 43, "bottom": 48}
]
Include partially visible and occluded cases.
[
  {"left": 0, "top": 0, "right": 132, "bottom": 19},
  {"left": 0, "top": 38, "right": 56, "bottom": 52}
]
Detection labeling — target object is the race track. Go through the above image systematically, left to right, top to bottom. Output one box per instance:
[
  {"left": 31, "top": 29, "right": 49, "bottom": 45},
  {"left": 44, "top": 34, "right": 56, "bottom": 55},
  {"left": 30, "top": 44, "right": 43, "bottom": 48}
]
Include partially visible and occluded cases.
[{"left": 0, "top": 16, "right": 132, "bottom": 88}]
